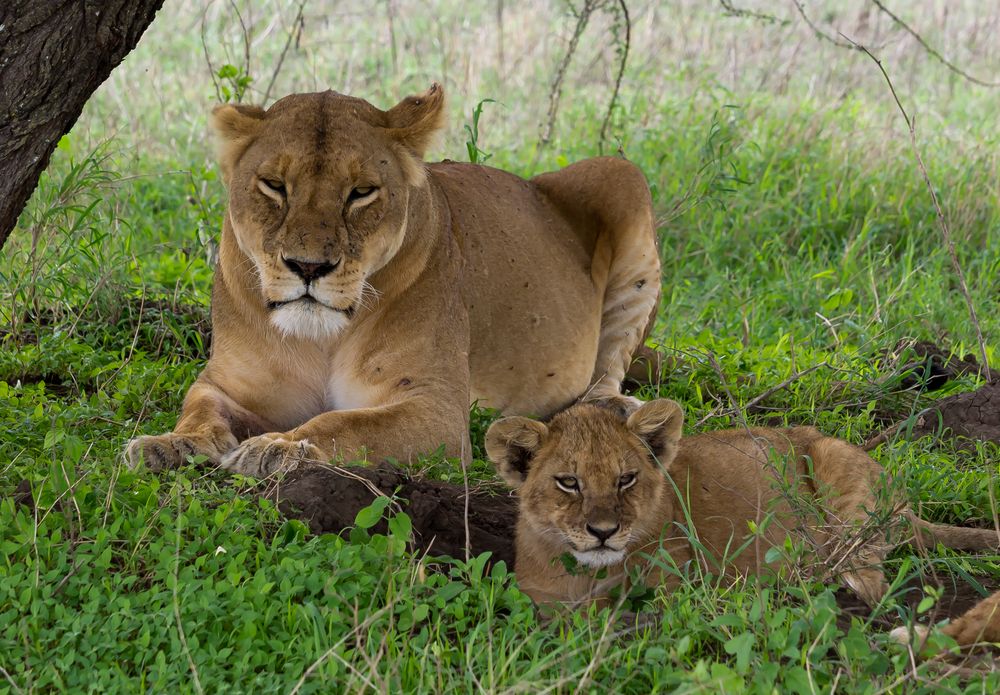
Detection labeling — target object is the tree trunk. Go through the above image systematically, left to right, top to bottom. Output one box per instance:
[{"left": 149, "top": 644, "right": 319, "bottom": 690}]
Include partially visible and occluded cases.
[{"left": 0, "top": 0, "right": 164, "bottom": 249}]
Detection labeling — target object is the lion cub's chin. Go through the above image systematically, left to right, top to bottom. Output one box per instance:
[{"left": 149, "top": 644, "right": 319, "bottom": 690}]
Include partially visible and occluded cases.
[
  {"left": 271, "top": 301, "right": 350, "bottom": 340},
  {"left": 572, "top": 548, "right": 626, "bottom": 568}
]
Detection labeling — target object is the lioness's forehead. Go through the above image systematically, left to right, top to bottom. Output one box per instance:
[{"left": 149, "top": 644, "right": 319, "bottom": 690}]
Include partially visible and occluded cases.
[
  {"left": 266, "top": 90, "right": 389, "bottom": 128},
  {"left": 251, "top": 92, "right": 391, "bottom": 178}
]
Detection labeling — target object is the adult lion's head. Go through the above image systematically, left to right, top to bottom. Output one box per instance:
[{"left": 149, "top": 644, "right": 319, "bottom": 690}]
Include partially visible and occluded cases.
[
  {"left": 211, "top": 84, "right": 445, "bottom": 339},
  {"left": 486, "top": 399, "right": 684, "bottom": 568}
]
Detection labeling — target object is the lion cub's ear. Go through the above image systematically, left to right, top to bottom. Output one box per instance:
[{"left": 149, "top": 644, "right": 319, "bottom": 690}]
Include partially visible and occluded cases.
[
  {"left": 384, "top": 83, "right": 446, "bottom": 158},
  {"left": 210, "top": 103, "right": 266, "bottom": 184},
  {"left": 627, "top": 399, "right": 684, "bottom": 467},
  {"left": 485, "top": 417, "right": 549, "bottom": 488}
]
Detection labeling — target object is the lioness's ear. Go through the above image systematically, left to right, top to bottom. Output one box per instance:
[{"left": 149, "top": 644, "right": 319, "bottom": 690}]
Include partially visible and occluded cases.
[
  {"left": 384, "top": 83, "right": 446, "bottom": 158},
  {"left": 210, "top": 103, "right": 266, "bottom": 184},
  {"left": 627, "top": 399, "right": 684, "bottom": 467},
  {"left": 485, "top": 417, "right": 549, "bottom": 488}
]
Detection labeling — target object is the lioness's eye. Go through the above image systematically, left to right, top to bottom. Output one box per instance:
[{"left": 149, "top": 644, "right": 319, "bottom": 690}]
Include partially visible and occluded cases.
[
  {"left": 258, "top": 178, "right": 286, "bottom": 196},
  {"left": 347, "top": 186, "right": 378, "bottom": 202},
  {"left": 619, "top": 472, "right": 637, "bottom": 490},
  {"left": 555, "top": 476, "right": 579, "bottom": 493}
]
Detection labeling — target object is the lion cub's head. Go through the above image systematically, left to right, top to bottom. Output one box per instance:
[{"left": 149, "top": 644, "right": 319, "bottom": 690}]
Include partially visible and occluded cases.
[
  {"left": 210, "top": 84, "right": 445, "bottom": 340},
  {"left": 486, "top": 399, "right": 684, "bottom": 568}
]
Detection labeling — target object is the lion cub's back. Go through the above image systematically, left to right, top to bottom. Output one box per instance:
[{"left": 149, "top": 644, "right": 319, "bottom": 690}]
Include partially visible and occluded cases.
[{"left": 666, "top": 427, "right": 827, "bottom": 569}]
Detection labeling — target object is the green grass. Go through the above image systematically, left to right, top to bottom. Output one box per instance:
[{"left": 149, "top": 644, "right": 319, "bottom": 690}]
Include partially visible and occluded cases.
[{"left": 2, "top": 0, "right": 1000, "bottom": 691}]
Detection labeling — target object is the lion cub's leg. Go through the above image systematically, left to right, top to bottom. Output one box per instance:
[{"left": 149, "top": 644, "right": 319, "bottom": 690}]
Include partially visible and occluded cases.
[
  {"left": 125, "top": 380, "right": 266, "bottom": 471},
  {"left": 804, "top": 437, "right": 893, "bottom": 606},
  {"left": 891, "top": 589, "right": 1000, "bottom": 655}
]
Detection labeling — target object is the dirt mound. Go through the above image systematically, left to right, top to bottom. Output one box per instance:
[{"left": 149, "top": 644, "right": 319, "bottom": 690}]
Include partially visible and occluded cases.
[
  {"left": 894, "top": 340, "right": 986, "bottom": 392},
  {"left": 865, "top": 341, "right": 999, "bottom": 449},
  {"left": 905, "top": 381, "right": 1000, "bottom": 445},
  {"left": 265, "top": 463, "right": 518, "bottom": 567}
]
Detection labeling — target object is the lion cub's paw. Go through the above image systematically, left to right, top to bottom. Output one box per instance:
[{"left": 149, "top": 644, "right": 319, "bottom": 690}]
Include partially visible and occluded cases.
[
  {"left": 125, "top": 433, "right": 216, "bottom": 472},
  {"left": 220, "top": 434, "right": 323, "bottom": 478}
]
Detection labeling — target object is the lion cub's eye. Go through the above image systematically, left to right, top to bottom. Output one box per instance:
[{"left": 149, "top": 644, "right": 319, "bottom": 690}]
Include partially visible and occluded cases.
[
  {"left": 347, "top": 186, "right": 378, "bottom": 203},
  {"left": 618, "top": 472, "right": 637, "bottom": 490},
  {"left": 554, "top": 476, "right": 580, "bottom": 493}
]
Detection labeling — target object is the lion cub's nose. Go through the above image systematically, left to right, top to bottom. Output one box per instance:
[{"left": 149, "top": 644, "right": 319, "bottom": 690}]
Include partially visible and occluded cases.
[
  {"left": 282, "top": 256, "right": 339, "bottom": 283},
  {"left": 586, "top": 523, "right": 620, "bottom": 543}
]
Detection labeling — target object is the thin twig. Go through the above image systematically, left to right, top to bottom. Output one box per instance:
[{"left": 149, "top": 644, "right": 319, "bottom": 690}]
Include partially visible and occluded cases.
[
  {"left": 229, "top": 0, "right": 252, "bottom": 103},
  {"left": 262, "top": 0, "right": 307, "bottom": 104},
  {"left": 496, "top": 0, "right": 505, "bottom": 73},
  {"left": 540, "top": 0, "right": 600, "bottom": 147},
  {"left": 598, "top": 0, "right": 630, "bottom": 153},
  {"left": 719, "top": 0, "right": 788, "bottom": 25},
  {"left": 790, "top": 0, "right": 857, "bottom": 49},
  {"left": 870, "top": 0, "right": 1000, "bottom": 88},
  {"left": 200, "top": 6, "right": 223, "bottom": 103},
  {"left": 845, "top": 34, "right": 991, "bottom": 382},
  {"left": 696, "top": 363, "right": 826, "bottom": 426},
  {"left": 862, "top": 422, "right": 901, "bottom": 452},
  {"left": 460, "top": 437, "right": 471, "bottom": 562},
  {"left": 172, "top": 496, "right": 205, "bottom": 695},
  {"left": 288, "top": 604, "right": 393, "bottom": 695},
  {"left": 0, "top": 666, "right": 23, "bottom": 695}
]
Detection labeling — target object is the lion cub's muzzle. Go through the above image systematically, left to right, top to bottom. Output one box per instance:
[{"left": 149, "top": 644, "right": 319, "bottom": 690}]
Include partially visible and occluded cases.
[
  {"left": 567, "top": 521, "right": 628, "bottom": 568},
  {"left": 586, "top": 522, "right": 620, "bottom": 546}
]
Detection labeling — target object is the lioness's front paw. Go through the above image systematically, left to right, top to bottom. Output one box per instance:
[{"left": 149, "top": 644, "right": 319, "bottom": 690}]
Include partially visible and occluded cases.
[
  {"left": 125, "top": 433, "right": 215, "bottom": 472},
  {"left": 220, "top": 434, "right": 323, "bottom": 477}
]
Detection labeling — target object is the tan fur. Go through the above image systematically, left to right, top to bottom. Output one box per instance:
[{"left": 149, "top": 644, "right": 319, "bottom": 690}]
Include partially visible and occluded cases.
[
  {"left": 124, "top": 85, "right": 660, "bottom": 475},
  {"left": 487, "top": 400, "right": 999, "bottom": 608},
  {"left": 890, "top": 590, "right": 1000, "bottom": 654}
]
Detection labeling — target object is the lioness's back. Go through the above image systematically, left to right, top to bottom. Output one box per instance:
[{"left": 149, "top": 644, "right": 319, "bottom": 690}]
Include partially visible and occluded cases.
[{"left": 429, "top": 158, "right": 658, "bottom": 416}]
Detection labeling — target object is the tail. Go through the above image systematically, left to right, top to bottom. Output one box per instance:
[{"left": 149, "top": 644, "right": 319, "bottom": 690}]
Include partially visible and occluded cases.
[
  {"left": 911, "top": 517, "right": 1000, "bottom": 551},
  {"left": 891, "top": 589, "right": 1000, "bottom": 653},
  {"left": 942, "top": 590, "right": 1000, "bottom": 647}
]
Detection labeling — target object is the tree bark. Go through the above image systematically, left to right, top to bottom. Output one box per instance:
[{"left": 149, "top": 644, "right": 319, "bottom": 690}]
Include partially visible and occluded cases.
[{"left": 0, "top": 0, "right": 164, "bottom": 248}]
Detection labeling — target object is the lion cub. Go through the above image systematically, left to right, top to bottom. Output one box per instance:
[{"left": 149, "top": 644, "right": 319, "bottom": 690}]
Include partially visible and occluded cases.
[{"left": 486, "top": 399, "right": 998, "bottom": 609}]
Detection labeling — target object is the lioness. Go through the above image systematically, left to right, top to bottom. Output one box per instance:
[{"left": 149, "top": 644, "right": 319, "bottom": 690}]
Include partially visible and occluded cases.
[
  {"left": 125, "top": 84, "right": 660, "bottom": 474},
  {"left": 486, "top": 399, "right": 998, "bottom": 609}
]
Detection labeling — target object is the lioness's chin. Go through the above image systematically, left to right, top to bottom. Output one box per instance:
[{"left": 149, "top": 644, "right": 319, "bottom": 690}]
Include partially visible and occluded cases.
[
  {"left": 270, "top": 301, "right": 350, "bottom": 340},
  {"left": 572, "top": 548, "right": 626, "bottom": 568}
]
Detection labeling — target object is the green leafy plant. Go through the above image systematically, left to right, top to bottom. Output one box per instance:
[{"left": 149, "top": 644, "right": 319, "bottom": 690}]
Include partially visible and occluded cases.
[{"left": 464, "top": 98, "right": 496, "bottom": 164}]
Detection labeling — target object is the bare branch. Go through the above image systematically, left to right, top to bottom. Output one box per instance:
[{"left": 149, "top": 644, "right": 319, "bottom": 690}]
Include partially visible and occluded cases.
[
  {"left": 228, "top": 0, "right": 251, "bottom": 103},
  {"left": 262, "top": 0, "right": 307, "bottom": 105},
  {"left": 540, "top": 0, "right": 600, "bottom": 147},
  {"left": 599, "top": 0, "right": 631, "bottom": 153},
  {"left": 719, "top": 0, "right": 788, "bottom": 25},
  {"left": 790, "top": 0, "right": 857, "bottom": 49},
  {"left": 870, "top": 0, "right": 1000, "bottom": 88},
  {"left": 845, "top": 33, "right": 992, "bottom": 382}
]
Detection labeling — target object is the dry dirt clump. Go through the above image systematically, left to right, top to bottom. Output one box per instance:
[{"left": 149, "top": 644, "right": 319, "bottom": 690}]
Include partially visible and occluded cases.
[{"left": 265, "top": 463, "right": 518, "bottom": 567}]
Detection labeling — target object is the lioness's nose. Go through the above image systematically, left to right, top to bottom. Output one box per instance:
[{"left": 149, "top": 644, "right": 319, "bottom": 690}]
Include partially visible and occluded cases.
[
  {"left": 282, "top": 256, "right": 340, "bottom": 283},
  {"left": 585, "top": 523, "right": 620, "bottom": 543}
]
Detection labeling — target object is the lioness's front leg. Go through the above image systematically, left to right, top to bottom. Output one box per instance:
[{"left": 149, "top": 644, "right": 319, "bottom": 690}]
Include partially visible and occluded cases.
[
  {"left": 125, "top": 380, "right": 269, "bottom": 471},
  {"left": 221, "top": 395, "right": 469, "bottom": 477}
]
